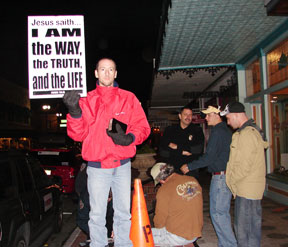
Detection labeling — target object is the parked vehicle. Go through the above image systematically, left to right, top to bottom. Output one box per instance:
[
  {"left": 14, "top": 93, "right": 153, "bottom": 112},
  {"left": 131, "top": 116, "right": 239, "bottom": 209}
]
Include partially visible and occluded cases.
[
  {"left": 30, "top": 148, "right": 81, "bottom": 193},
  {"left": 0, "top": 150, "right": 63, "bottom": 247}
]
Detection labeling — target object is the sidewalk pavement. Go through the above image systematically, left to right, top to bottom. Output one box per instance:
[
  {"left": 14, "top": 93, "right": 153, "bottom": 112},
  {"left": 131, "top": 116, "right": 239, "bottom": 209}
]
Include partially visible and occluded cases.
[
  {"left": 64, "top": 172, "right": 288, "bottom": 247},
  {"left": 196, "top": 174, "right": 288, "bottom": 247}
]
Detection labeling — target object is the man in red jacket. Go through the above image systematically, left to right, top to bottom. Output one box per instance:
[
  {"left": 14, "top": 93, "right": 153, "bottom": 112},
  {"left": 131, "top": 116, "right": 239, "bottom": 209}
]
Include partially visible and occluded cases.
[{"left": 63, "top": 58, "right": 151, "bottom": 247}]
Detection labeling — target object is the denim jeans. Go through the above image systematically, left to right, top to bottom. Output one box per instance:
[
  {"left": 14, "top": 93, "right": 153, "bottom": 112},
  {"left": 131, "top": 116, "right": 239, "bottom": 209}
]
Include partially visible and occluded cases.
[
  {"left": 87, "top": 162, "right": 133, "bottom": 247},
  {"left": 210, "top": 174, "right": 237, "bottom": 247},
  {"left": 234, "top": 196, "right": 262, "bottom": 247},
  {"left": 152, "top": 227, "right": 197, "bottom": 246}
]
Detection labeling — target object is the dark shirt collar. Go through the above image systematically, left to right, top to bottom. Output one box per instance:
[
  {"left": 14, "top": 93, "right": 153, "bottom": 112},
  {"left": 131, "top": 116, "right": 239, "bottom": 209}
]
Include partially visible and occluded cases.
[{"left": 214, "top": 121, "right": 225, "bottom": 128}]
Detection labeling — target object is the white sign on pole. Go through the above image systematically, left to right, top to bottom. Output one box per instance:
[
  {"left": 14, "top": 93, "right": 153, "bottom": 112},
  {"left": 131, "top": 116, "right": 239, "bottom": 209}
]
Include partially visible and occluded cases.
[{"left": 28, "top": 15, "right": 87, "bottom": 99}]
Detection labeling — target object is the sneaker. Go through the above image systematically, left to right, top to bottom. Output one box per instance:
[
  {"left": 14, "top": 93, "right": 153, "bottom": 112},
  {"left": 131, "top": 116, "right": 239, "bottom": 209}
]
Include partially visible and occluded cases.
[
  {"left": 108, "top": 238, "right": 114, "bottom": 246},
  {"left": 79, "top": 239, "right": 91, "bottom": 247},
  {"left": 79, "top": 241, "right": 86, "bottom": 247}
]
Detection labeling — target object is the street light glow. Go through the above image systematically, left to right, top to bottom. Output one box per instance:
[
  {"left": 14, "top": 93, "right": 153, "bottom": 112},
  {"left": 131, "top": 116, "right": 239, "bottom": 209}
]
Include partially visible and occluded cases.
[{"left": 42, "top": 105, "right": 51, "bottom": 110}]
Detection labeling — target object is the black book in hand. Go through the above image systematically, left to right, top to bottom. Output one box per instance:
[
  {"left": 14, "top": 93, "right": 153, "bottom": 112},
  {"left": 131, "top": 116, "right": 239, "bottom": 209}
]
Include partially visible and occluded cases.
[{"left": 112, "top": 118, "right": 127, "bottom": 133}]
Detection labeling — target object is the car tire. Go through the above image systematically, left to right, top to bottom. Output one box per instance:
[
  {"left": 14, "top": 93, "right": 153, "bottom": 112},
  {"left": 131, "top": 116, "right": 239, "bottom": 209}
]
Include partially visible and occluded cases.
[
  {"left": 54, "top": 206, "right": 63, "bottom": 233},
  {"left": 13, "top": 225, "right": 29, "bottom": 247},
  {"left": 14, "top": 237, "right": 27, "bottom": 247}
]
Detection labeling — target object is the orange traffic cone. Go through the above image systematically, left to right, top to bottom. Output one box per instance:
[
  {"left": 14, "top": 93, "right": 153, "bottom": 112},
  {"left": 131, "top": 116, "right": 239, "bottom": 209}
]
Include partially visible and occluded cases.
[{"left": 130, "top": 178, "right": 154, "bottom": 247}]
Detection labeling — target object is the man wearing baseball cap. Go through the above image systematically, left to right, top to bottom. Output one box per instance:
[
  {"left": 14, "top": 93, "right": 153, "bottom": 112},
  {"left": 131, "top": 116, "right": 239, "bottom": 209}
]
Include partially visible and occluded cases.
[
  {"left": 220, "top": 102, "right": 269, "bottom": 247},
  {"left": 180, "top": 105, "right": 236, "bottom": 247},
  {"left": 150, "top": 162, "right": 203, "bottom": 246}
]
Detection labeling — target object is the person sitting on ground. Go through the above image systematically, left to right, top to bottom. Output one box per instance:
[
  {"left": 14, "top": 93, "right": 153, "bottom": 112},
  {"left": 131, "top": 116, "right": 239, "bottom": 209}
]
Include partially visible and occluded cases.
[{"left": 150, "top": 162, "right": 203, "bottom": 246}]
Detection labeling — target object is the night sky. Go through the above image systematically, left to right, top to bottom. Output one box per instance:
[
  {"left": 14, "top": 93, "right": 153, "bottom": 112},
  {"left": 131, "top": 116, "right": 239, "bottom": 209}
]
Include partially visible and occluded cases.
[{"left": 0, "top": 2, "right": 163, "bottom": 106}]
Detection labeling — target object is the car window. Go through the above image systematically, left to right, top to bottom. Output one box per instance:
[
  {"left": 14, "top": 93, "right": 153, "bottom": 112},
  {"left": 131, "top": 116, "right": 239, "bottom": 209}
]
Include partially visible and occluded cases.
[
  {"left": 26, "top": 156, "right": 52, "bottom": 189},
  {"left": 15, "top": 158, "right": 34, "bottom": 192},
  {"left": 0, "top": 160, "right": 17, "bottom": 200},
  {"left": 15, "top": 162, "right": 27, "bottom": 194}
]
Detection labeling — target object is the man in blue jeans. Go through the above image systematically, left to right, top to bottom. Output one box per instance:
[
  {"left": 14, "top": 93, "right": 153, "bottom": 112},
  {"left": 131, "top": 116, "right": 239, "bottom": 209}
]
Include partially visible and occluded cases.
[
  {"left": 63, "top": 58, "right": 150, "bottom": 247},
  {"left": 220, "top": 102, "right": 268, "bottom": 247},
  {"left": 181, "top": 106, "right": 237, "bottom": 247},
  {"left": 75, "top": 161, "right": 114, "bottom": 247}
]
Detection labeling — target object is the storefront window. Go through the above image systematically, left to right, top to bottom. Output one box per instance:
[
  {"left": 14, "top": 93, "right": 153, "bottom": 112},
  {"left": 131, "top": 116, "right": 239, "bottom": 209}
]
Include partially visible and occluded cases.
[
  {"left": 267, "top": 37, "right": 288, "bottom": 87},
  {"left": 245, "top": 59, "right": 261, "bottom": 97},
  {"left": 268, "top": 89, "right": 288, "bottom": 173},
  {"left": 0, "top": 138, "right": 31, "bottom": 150}
]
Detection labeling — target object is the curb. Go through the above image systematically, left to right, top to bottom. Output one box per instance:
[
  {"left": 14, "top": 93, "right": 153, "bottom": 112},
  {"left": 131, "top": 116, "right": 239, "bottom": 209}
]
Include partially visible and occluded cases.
[{"left": 63, "top": 227, "right": 81, "bottom": 247}]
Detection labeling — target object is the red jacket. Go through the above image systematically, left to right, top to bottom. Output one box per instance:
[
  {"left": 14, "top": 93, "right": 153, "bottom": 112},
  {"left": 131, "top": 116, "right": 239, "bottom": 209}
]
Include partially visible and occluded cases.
[{"left": 66, "top": 83, "right": 151, "bottom": 168}]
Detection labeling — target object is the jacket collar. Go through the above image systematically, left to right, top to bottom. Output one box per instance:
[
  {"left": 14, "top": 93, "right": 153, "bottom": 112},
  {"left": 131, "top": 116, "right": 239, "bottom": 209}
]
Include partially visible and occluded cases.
[
  {"left": 96, "top": 80, "right": 119, "bottom": 87},
  {"left": 95, "top": 81, "right": 119, "bottom": 103},
  {"left": 237, "top": 119, "right": 266, "bottom": 141},
  {"left": 237, "top": 119, "right": 254, "bottom": 132}
]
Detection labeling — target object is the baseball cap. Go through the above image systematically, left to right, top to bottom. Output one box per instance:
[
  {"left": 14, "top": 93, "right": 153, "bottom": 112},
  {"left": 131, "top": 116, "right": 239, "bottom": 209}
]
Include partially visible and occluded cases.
[
  {"left": 220, "top": 102, "right": 245, "bottom": 116},
  {"left": 201, "top": 106, "right": 220, "bottom": 114},
  {"left": 150, "top": 162, "right": 166, "bottom": 185}
]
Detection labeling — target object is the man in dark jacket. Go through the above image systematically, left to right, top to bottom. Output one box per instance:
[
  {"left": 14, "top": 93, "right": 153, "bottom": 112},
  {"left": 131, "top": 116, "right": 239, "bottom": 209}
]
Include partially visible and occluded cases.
[
  {"left": 159, "top": 106, "right": 204, "bottom": 178},
  {"left": 181, "top": 106, "right": 237, "bottom": 247},
  {"left": 75, "top": 161, "right": 90, "bottom": 246}
]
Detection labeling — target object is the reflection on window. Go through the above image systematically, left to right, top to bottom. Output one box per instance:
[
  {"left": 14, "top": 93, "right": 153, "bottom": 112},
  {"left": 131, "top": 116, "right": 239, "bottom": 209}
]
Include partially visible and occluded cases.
[
  {"left": 267, "top": 37, "right": 288, "bottom": 87},
  {"left": 245, "top": 59, "right": 261, "bottom": 97},
  {"left": 269, "top": 92, "right": 288, "bottom": 172},
  {"left": 27, "top": 156, "right": 52, "bottom": 189},
  {"left": 16, "top": 158, "right": 34, "bottom": 192},
  {"left": 0, "top": 161, "right": 17, "bottom": 200}
]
